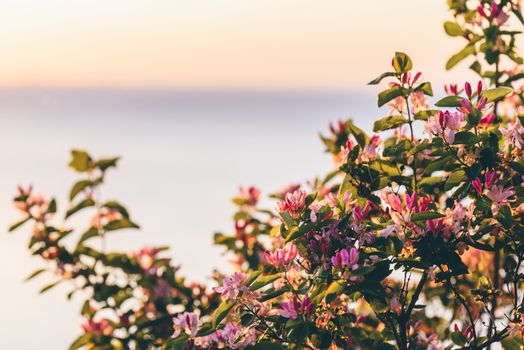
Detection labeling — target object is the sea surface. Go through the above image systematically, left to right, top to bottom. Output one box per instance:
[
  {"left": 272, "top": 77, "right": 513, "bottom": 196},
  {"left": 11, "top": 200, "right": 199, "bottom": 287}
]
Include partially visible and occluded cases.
[{"left": 0, "top": 88, "right": 378, "bottom": 349}]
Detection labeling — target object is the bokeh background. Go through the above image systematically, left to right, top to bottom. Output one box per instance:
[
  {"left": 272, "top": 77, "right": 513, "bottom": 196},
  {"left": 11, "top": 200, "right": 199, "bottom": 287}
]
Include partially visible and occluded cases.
[{"left": 0, "top": 1, "right": 478, "bottom": 349}]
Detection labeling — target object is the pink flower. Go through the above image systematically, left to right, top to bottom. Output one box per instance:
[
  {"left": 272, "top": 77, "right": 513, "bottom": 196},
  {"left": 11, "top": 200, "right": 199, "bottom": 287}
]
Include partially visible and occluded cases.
[
  {"left": 444, "top": 83, "right": 458, "bottom": 96},
  {"left": 410, "top": 91, "right": 429, "bottom": 113},
  {"left": 424, "top": 111, "right": 465, "bottom": 144},
  {"left": 500, "top": 118, "right": 524, "bottom": 150},
  {"left": 362, "top": 135, "right": 381, "bottom": 161},
  {"left": 484, "top": 170, "right": 497, "bottom": 188},
  {"left": 472, "top": 178, "right": 483, "bottom": 194},
  {"left": 486, "top": 185, "right": 515, "bottom": 213},
  {"left": 237, "top": 186, "right": 261, "bottom": 206},
  {"left": 277, "top": 190, "right": 307, "bottom": 219},
  {"left": 386, "top": 193, "right": 403, "bottom": 212},
  {"left": 353, "top": 202, "right": 371, "bottom": 223},
  {"left": 264, "top": 244, "right": 298, "bottom": 268},
  {"left": 128, "top": 246, "right": 158, "bottom": 271},
  {"left": 331, "top": 248, "right": 359, "bottom": 270},
  {"left": 213, "top": 272, "right": 249, "bottom": 300},
  {"left": 278, "top": 297, "right": 299, "bottom": 319},
  {"left": 172, "top": 312, "right": 201, "bottom": 339},
  {"left": 81, "top": 318, "right": 114, "bottom": 337},
  {"left": 212, "top": 323, "right": 257, "bottom": 349}
]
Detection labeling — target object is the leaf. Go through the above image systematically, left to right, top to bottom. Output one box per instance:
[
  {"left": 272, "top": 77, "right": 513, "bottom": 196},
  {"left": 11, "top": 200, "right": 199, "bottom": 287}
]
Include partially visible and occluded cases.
[
  {"left": 443, "top": 21, "right": 463, "bottom": 37},
  {"left": 446, "top": 44, "right": 475, "bottom": 70},
  {"left": 392, "top": 52, "right": 413, "bottom": 73},
  {"left": 368, "top": 72, "right": 396, "bottom": 85},
  {"left": 415, "top": 82, "right": 433, "bottom": 96},
  {"left": 377, "top": 86, "right": 404, "bottom": 107},
  {"left": 482, "top": 87, "right": 512, "bottom": 102},
  {"left": 435, "top": 95, "right": 464, "bottom": 107},
  {"left": 413, "top": 109, "right": 439, "bottom": 121},
  {"left": 373, "top": 115, "right": 407, "bottom": 132},
  {"left": 346, "top": 120, "right": 370, "bottom": 147},
  {"left": 453, "top": 131, "right": 478, "bottom": 145},
  {"left": 69, "top": 150, "right": 92, "bottom": 172},
  {"left": 424, "top": 156, "right": 453, "bottom": 175},
  {"left": 95, "top": 157, "right": 120, "bottom": 171},
  {"left": 509, "top": 161, "right": 524, "bottom": 174},
  {"left": 445, "top": 170, "right": 466, "bottom": 190},
  {"left": 69, "top": 180, "right": 92, "bottom": 201},
  {"left": 65, "top": 198, "right": 95, "bottom": 219},
  {"left": 103, "top": 200, "right": 130, "bottom": 218},
  {"left": 411, "top": 211, "right": 443, "bottom": 221},
  {"left": 8, "top": 216, "right": 30, "bottom": 232},
  {"left": 104, "top": 218, "right": 140, "bottom": 231},
  {"left": 77, "top": 227, "right": 99, "bottom": 245},
  {"left": 24, "top": 268, "right": 47, "bottom": 281},
  {"left": 249, "top": 274, "right": 280, "bottom": 291},
  {"left": 324, "top": 280, "right": 345, "bottom": 303},
  {"left": 39, "top": 281, "right": 61, "bottom": 294},
  {"left": 212, "top": 300, "right": 235, "bottom": 328},
  {"left": 450, "top": 331, "right": 467, "bottom": 346},
  {"left": 69, "top": 334, "right": 90, "bottom": 350},
  {"left": 246, "top": 342, "right": 287, "bottom": 350}
]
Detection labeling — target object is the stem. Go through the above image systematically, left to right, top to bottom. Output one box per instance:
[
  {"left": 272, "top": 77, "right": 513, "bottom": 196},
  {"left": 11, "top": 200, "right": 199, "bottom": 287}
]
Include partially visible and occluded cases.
[{"left": 404, "top": 97, "right": 418, "bottom": 192}]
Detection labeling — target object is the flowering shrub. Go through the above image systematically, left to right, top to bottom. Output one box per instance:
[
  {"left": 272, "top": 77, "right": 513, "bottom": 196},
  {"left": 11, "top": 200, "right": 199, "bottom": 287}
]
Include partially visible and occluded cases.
[{"left": 8, "top": 1, "right": 524, "bottom": 349}]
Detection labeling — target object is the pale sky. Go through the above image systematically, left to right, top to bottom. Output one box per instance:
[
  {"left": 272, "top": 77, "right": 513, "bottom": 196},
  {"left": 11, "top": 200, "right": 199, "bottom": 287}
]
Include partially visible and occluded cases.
[{"left": 0, "top": 0, "right": 474, "bottom": 89}]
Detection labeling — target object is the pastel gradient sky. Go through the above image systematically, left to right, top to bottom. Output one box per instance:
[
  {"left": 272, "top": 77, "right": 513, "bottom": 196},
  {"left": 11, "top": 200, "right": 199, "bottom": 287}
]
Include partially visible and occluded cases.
[{"left": 0, "top": 0, "right": 474, "bottom": 89}]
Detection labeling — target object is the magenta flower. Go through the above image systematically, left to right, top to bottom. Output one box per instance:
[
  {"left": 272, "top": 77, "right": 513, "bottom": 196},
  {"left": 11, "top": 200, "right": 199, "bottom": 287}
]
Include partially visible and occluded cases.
[
  {"left": 424, "top": 111, "right": 465, "bottom": 144},
  {"left": 500, "top": 118, "right": 524, "bottom": 150},
  {"left": 472, "top": 178, "right": 483, "bottom": 194},
  {"left": 237, "top": 186, "right": 261, "bottom": 206},
  {"left": 277, "top": 189, "right": 307, "bottom": 219},
  {"left": 264, "top": 243, "right": 298, "bottom": 268},
  {"left": 331, "top": 248, "right": 359, "bottom": 270},
  {"left": 278, "top": 297, "right": 299, "bottom": 319},
  {"left": 172, "top": 312, "right": 201, "bottom": 339},
  {"left": 212, "top": 322, "right": 257, "bottom": 349}
]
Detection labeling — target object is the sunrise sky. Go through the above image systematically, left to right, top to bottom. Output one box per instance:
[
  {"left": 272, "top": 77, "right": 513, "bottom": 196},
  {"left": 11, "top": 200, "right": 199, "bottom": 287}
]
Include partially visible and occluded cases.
[{"left": 0, "top": 0, "right": 475, "bottom": 89}]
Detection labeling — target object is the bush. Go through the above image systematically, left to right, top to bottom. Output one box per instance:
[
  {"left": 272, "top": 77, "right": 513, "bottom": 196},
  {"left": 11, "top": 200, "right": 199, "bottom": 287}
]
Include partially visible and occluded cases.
[{"left": 9, "top": 1, "right": 524, "bottom": 349}]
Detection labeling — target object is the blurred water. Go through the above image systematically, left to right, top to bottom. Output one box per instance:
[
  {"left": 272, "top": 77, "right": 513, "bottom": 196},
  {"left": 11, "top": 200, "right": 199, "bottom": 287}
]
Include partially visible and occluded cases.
[{"left": 0, "top": 88, "right": 377, "bottom": 349}]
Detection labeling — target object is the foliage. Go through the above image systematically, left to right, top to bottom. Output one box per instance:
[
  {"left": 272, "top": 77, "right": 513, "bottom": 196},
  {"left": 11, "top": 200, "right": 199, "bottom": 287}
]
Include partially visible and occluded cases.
[{"left": 8, "top": 1, "right": 524, "bottom": 349}]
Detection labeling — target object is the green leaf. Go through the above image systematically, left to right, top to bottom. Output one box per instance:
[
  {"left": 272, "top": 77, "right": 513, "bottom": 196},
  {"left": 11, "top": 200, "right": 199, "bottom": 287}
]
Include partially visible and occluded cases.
[
  {"left": 443, "top": 21, "right": 463, "bottom": 37},
  {"left": 446, "top": 44, "right": 475, "bottom": 70},
  {"left": 392, "top": 52, "right": 413, "bottom": 73},
  {"left": 368, "top": 72, "right": 396, "bottom": 85},
  {"left": 415, "top": 82, "right": 433, "bottom": 96},
  {"left": 377, "top": 86, "right": 404, "bottom": 107},
  {"left": 482, "top": 87, "right": 512, "bottom": 102},
  {"left": 435, "top": 95, "right": 464, "bottom": 107},
  {"left": 414, "top": 109, "right": 439, "bottom": 121},
  {"left": 373, "top": 115, "right": 408, "bottom": 132},
  {"left": 346, "top": 120, "right": 370, "bottom": 147},
  {"left": 453, "top": 131, "right": 478, "bottom": 145},
  {"left": 69, "top": 150, "right": 92, "bottom": 172},
  {"left": 424, "top": 156, "right": 453, "bottom": 175},
  {"left": 95, "top": 157, "right": 120, "bottom": 171},
  {"left": 509, "top": 161, "right": 524, "bottom": 174},
  {"left": 445, "top": 170, "right": 466, "bottom": 190},
  {"left": 69, "top": 180, "right": 92, "bottom": 201},
  {"left": 65, "top": 198, "right": 95, "bottom": 219},
  {"left": 411, "top": 211, "right": 443, "bottom": 221},
  {"left": 8, "top": 216, "right": 30, "bottom": 232},
  {"left": 104, "top": 218, "right": 140, "bottom": 231},
  {"left": 77, "top": 227, "right": 99, "bottom": 245},
  {"left": 24, "top": 268, "right": 47, "bottom": 281},
  {"left": 250, "top": 274, "right": 280, "bottom": 291},
  {"left": 324, "top": 280, "right": 345, "bottom": 303},
  {"left": 39, "top": 281, "right": 61, "bottom": 294},
  {"left": 212, "top": 299, "right": 236, "bottom": 328},
  {"left": 450, "top": 331, "right": 467, "bottom": 346},
  {"left": 69, "top": 334, "right": 90, "bottom": 350},
  {"left": 501, "top": 336, "right": 523, "bottom": 350},
  {"left": 246, "top": 342, "right": 287, "bottom": 350}
]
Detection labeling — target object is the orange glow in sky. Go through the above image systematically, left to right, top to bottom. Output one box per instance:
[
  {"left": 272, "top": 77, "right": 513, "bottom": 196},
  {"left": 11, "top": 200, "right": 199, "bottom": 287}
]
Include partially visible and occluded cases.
[{"left": 0, "top": 0, "right": 476, "bottom": 89}]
